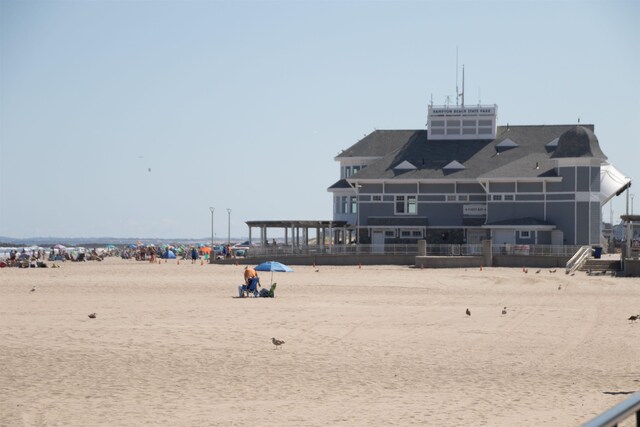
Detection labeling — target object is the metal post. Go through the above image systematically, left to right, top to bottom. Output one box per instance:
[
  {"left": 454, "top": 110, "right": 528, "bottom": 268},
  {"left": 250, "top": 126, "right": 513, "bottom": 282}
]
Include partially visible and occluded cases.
[
  {"left": 355, "top": 183, "right": 362, "bottom": 245},
  {"left": 632, "top": 193, "right": 635, "bottom": 215},
  {"left": 209, "top": 207, "right": 215, "bottom": 249},
  {"left": 227, "top": 208, "right": 232, "bottom": 244}
]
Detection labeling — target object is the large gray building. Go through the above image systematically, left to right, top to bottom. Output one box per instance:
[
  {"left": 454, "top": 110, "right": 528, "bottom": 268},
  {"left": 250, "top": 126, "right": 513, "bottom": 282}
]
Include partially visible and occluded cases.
[{"left": 328, "top": 104, "right": 631, "bottom": 246}]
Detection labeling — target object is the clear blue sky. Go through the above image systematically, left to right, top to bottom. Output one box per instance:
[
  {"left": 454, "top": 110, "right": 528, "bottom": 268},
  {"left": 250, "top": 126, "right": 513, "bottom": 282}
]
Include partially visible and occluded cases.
[{"left": 1, "top": 0, "right": 638, "bottom": 240}]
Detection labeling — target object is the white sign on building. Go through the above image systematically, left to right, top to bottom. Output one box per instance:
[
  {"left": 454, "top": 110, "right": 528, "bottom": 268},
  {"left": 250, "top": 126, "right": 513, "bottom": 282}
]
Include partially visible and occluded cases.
[{"left": 463, "top": 204, "right": 487, "bottom": 216}]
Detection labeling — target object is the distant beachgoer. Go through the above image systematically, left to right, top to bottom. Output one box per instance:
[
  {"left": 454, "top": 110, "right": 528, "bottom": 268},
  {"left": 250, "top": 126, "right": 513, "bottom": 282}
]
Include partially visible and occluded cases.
[{"left": 190, "top": 247, "right": 198, "bottom": 264}]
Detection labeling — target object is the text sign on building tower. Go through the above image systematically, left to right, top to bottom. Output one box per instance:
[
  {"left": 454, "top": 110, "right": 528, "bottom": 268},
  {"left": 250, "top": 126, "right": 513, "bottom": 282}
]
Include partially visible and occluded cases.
[{"left": 427, "top": 104, "right": 497, "bottom": 140}]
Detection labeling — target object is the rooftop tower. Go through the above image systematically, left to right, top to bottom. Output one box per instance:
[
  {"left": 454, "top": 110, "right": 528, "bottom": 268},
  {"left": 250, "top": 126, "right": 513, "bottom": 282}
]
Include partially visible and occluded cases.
[{"left": 427, "top": 104, "right": 498, "bottom": 140}]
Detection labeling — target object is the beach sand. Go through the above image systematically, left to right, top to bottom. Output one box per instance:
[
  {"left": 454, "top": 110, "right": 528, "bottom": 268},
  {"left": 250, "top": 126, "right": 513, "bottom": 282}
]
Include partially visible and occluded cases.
[{"left": 1, "top": 258, "right": 639, "bottom": 426}]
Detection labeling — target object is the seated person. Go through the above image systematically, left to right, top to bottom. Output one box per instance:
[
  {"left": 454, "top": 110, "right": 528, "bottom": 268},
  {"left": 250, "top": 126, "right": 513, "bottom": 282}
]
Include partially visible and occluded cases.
[
  {"left": 243, "top": 266, "right": 258, "bottom": 286},
  {"left": 238, "top": 276, "right": 260, "bottom": 297}
]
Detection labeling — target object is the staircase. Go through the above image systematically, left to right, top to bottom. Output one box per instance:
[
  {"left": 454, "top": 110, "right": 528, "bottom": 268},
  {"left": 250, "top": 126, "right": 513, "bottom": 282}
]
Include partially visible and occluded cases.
[{"left": 579, "top": 258, "right": 622, "bottom": 275}]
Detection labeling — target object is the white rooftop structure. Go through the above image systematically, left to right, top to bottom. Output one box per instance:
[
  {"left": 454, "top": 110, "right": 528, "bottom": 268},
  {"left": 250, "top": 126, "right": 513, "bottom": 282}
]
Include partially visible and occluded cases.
[{"left": 427, "top": 104, "right": 498, "bottom": 140}]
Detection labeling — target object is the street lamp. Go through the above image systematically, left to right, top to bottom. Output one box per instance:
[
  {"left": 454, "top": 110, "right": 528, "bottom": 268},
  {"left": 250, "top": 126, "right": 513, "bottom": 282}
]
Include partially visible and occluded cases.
[
  {"left": 632, "top": 194, "right": 635, "bottom": 215},
  {"left": 209, "top": 207, "right": 215, "bottom": 249},
  {"left": 227, "top": 208, "right": 232, "bottom": 244}
]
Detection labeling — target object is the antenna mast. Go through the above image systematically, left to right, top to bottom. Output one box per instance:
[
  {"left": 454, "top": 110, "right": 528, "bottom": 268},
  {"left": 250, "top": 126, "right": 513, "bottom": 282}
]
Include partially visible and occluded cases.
[{"left": 461, "top": 65, "right": 465, "bottom": 107}]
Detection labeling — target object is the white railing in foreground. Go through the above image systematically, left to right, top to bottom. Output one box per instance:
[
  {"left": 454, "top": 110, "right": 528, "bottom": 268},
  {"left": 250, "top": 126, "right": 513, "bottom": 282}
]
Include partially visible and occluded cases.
[
  {"left": 565, "top": 245, "right": 592, "bottom": 274},
  {"left": 581, "top": 391, "right": 640, "bottom": 427}
]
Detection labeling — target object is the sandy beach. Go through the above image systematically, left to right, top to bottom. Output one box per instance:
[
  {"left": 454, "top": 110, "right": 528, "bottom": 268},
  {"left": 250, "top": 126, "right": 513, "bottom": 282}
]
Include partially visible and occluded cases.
[{"left": 1, "top": 258, "right": 639, "bottom": 426}]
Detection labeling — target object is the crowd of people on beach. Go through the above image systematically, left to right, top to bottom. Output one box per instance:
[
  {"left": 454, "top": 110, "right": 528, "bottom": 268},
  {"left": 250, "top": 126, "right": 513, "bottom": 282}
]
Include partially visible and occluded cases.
[{"left": 0, "top": 241, "right": 246, "bottom": 269}]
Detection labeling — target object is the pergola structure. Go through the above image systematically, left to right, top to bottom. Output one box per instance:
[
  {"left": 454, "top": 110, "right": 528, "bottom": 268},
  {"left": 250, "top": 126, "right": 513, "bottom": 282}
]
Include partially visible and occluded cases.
[{"left": 245, "top": 220, "right": 349, "bottom": 247}]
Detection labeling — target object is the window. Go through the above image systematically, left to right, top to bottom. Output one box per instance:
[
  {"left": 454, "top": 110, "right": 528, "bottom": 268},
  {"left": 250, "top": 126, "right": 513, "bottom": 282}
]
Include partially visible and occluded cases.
[
  {"left": 352, "top": 166, "right": 361, "bottom": 174},
  {"left": 492, "top": 194, "right": 503, "bottom": 201},
  {"left": 504, "top": 194, "right": 514, "bottom": 201},
  {"left": 372, "top": 195, "right": 382, "bottom": 202},
  {"left": 396, "top": 195, "right": 417, "bottom": 214},
  {"left": 447, "top": 195, "right": 456, "bottom": 202},
  {"left": 458, "top": 195, "right": 468, "bottom": 201},
  {"left": 341, "top": 196, "right": 348, "bottom": 214},
  {"left": 350, "top": 196, "right": 357, "bottom": 214},
  {"left": 385, "top": 230, "right": 395, "bottom": 237},
  {"left": 412, "top": 230, "right": 422, "bottom": 237},
  {"left": 401, "top": 231, "right": 411, "bottom": 237},
  {"left": 519, "top": 231, "right": 531, "bottom": 239}
]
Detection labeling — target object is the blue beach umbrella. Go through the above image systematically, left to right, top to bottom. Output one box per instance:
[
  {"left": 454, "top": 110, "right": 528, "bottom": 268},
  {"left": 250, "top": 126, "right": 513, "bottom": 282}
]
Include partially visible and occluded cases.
[{"left": 254, "top": 261, "right": 293, "bottom": 285}]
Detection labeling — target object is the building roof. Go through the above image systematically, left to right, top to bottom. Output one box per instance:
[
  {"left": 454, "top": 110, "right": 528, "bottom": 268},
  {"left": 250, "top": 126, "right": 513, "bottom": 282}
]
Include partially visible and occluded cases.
[
  {"left": 342, "top": 124, "right": 597, "bottom": 182},
  {"left": 335, "top": 130, "right": 418, "bottom": 159}
]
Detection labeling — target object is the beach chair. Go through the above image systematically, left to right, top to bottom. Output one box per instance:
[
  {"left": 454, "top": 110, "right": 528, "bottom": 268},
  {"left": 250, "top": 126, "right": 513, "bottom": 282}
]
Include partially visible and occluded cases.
[{"left": 242, "top": 276, "right": 260, "bottom": 297}]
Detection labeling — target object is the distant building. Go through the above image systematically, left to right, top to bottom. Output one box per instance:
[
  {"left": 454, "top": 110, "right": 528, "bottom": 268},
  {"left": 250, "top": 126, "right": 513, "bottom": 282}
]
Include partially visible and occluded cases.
[{"left": 328, "top": 103, "right": 631, "bottom": 246}]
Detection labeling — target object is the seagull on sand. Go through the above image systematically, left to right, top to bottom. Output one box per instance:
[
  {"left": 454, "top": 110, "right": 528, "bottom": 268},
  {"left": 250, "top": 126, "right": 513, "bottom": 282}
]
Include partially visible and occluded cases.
[
  {"left": 535, "top": 269, "right": 541, "bottom": 274},
  {"left": 558, "top": 284, "right": 562, "bottom": 291},
  {"left": 30, "top": 286, "right": 36, "bottom": 292},
  {"left": 502, "top": 307, "right": 507, "bottom": 315},
  {"left": 465, "top": 308, "right": 471, "bottom": 317},
  {"left": 88, "top": 313, "right": 97, "bottom": 319},
  {"left": 628, "top": 315, "right": 639, "bottom": 323},
  {"left": 271, "top": 337, "right": 285, "bottom": 349}
]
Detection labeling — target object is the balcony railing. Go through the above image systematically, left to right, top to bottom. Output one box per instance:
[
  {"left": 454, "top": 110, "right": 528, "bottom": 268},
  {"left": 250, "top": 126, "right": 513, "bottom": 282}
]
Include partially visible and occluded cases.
[{"left": 241, "top": 244, "right": 582, "bottom": 258}]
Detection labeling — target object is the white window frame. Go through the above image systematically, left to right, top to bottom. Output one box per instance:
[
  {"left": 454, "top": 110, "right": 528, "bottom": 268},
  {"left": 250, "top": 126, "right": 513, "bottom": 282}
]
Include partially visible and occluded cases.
[
  {"left": 395, "top": 195, "right": 417, "bottom": 215},
  {"left": 519, "top": 230, "right": 531, "bottom": 239}
]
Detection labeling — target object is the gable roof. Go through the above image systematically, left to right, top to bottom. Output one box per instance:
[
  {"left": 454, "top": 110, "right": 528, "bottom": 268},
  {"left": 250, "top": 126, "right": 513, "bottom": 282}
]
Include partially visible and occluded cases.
[{"left": 347, "top": 124, "right": 597, "bottom": 181}]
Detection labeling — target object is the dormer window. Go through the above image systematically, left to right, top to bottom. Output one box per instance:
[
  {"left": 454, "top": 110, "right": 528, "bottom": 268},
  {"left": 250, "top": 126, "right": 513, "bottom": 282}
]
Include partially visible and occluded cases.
[
  {"left": 394, "top": 160, "right": 417, "bottom": 170},
  {"left": 443, "top": 160, "right": 465, "bottom": 170}
]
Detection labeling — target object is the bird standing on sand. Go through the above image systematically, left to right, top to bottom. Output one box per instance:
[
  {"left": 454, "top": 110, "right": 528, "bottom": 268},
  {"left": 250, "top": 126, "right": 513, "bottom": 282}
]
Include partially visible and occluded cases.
[
  {"left": 535, "top": 269, "right": 541, "bottom": 274},
  {"left": 558, "top": 284, "right": 562, "bottom": 291},
  {"left": 30, "top": 286, "right": 36, "bottom": 292},
  {"left": 502, "top": 307, "right": 507, "bottom": 315},
  {"left": 465, "top": 308, "right": 471, "bottom": 317},
  {"left": 88, "top": 313, "right": 96, "bottom": 319},
  {"left": 628, "top": 315, "right": 639, "bottom": 323},
  {"left": 271, "top": 337, "right": 285, "bottom": 349}
]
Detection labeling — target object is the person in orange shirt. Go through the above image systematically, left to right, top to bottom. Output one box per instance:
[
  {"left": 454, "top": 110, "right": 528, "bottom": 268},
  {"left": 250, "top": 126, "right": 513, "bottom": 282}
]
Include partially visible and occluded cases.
[
  {"left": 239, "top": 266, "right": 260, "bottom": 297},
  {"left": 244, "top": 266, "right": 258, "bottom": 286}
]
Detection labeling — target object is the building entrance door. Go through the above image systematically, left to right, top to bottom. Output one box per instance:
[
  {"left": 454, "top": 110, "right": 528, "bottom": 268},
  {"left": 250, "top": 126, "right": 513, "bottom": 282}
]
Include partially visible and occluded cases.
[
  {"left": 467, "top": 229, "right": 486, "bottom": 244},
  {"left": 493, "top": 229, "right": 515, "bottom": 245},
  {"left": 372, "top": 230, "right": 385, "bottom": 253}
]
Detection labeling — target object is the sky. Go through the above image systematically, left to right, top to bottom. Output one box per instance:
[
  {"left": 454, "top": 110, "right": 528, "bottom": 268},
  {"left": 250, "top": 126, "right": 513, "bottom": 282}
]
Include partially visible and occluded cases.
[{"left": 1, "top": 0, "right": 638, "bottom": 240}]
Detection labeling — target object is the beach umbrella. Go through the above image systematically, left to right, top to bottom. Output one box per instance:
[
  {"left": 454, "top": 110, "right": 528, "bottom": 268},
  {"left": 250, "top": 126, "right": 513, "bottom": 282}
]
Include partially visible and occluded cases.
[{"left": 254, "top": 261, "right": 293, "bottom": 285}]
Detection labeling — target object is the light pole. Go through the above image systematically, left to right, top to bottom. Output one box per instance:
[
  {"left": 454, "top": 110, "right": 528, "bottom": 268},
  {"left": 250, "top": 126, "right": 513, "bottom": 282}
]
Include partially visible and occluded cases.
[
  {"left": 355, "top": 183, "right": 362, "bottom": 245},
  {"left": 632, "top": 194, "right": 635, "bottom": 215},
  {"left": 209, "top": 207, "right": 215, "bottom": 249},
  {"left": 227, "top": 208, "right": 232, "bottom": 244}
]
